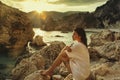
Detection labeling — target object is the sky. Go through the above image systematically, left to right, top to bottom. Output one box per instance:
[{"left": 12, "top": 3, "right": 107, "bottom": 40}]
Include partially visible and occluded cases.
[{"left": 0, "top": 0, "right": 108, "bottom": 13}]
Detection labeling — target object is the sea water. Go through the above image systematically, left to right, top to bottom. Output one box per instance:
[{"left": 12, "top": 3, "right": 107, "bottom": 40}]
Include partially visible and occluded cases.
[{"left": 33, "top": 28, "right": 93, "bottom": 45}]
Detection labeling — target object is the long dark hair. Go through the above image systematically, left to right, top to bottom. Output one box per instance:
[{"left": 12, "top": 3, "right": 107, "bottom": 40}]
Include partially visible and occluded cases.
[{"left": 74, "top": 27, "right": 87, "bottom": 47}]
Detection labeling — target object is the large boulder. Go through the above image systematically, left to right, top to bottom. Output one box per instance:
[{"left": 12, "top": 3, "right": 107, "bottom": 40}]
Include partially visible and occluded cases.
[
  {"left": 0, "top": 1, "right": 34, "bottom": 57},
  {"left": 89, "top": 30, "right": 120, "bottom": 46},
  {"left": 89, "top": 30, "right": 120, "bottom": 80},
  {"left": 30, "top": 35, "right": 46, "bottom": 48},
  {"left": 94, "top": 40, "right": 120, "bottom": 61},
  {"left": 11, "top": 41, "right": 65, "bottom": 80},
  {"left": 39, "top": 41, "right": 66, "bottom": 68},
  {"left": 12, "top": 54, "right": 45, "bottom": 80},
  {"left": 91, "top": 62, "right": 120, "bottom": 80},
  {"left": 24, "top": 70, "right": 50, "bottom": 80}
]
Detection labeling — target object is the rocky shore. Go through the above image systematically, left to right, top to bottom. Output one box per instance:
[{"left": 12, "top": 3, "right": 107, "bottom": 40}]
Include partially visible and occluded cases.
[
  {"left": 0, "top": 0, "right": 120, "bottom": 79},
  {"left": 7, "top": 30, "right": 120, "bottom": 80}
]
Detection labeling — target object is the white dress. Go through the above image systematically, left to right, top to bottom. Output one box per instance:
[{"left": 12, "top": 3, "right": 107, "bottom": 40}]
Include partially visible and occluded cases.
[{"left": 65, "top": 41, "right": 90, "bottom": 80}]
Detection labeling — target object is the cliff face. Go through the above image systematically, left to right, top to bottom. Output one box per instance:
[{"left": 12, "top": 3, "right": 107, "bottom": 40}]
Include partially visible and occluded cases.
[
  {"left": 94, "top": 0, "right": 120, "bottom": 28},
  {"left": 0, "top": 1, "right": 34, "bottom": 57},
  {"left": 55, "top": 12, "right": 99, "bottom": 31}
]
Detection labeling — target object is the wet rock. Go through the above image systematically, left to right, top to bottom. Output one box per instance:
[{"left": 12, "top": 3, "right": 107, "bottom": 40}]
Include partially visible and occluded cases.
[{"left": 55, "top": 35, "right": 64, "bottom": 37}]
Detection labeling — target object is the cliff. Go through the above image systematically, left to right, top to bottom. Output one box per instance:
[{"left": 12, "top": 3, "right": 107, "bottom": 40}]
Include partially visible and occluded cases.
[
  {"left": 94, "top": 0, "right": 120, "bottom": 28},
  {"left": 0, "top": 1, "right": 34, "bottom": 57}
]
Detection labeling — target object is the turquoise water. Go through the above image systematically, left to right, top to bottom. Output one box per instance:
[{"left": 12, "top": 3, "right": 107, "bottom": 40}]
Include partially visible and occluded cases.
[{"left": 0, "top": 28, "right": 94, "bottom": 76}]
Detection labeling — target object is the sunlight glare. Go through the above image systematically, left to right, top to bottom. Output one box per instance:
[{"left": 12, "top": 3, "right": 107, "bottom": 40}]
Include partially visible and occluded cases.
[{"left": 21, "top": 0, "right": 47, "bottom": 13}]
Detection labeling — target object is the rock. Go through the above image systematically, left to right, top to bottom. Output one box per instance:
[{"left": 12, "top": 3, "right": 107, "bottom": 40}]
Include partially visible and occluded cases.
[
  {"left": 94, "top": 0, "right": 120, "bottom": 28},
  {"left": 0, "top": 2, "right": 34, "bottom": 58},
  {"left": 89, "top": 30, "right": 120, "bottom": 46},
  {"left": 30, "top": 35, "right": 46, "bottom": 48},
  {"left": 55, "top": 35, "right": 64, "bottom": 37},
  {"left": 95, "top": 40, "right": 120, "bottom": 61},
  {"left": 11, "top": 41, "right": 65, "bottom": 80},
  {"left": 39, "top": 41, "right": 66, "bottom": 68},
  {"left": 88, "top": 47, "right": 101, "bottom": 61},
  {"left": 12, "top": 54, "right": 45, "bottom": 80},
  {"left": 29, "top": 54, "right": 45, "bottom": 69},
  {"left": 12, "top": 59, "right": 37, "bottom": 80},
  {"left": 91, "top": 62, "right": 120, "bottom": 80},
  {"left": 59, "top": 63, "right": 70, "bottom": 77},
  {"left": 24, "top": 70, "right": 50, "bottom": 80},
  {"left": 64, "top": 74, "right": 73, "bottom": 80},
  {"left": 52, "top": 75, "right": 64, "bottom": 80}
]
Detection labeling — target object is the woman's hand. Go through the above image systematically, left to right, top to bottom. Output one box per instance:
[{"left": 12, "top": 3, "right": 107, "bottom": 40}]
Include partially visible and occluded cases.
[
  {"left": 60, "top": 44, "right": 72, "bottom": 55},
  {"left": 66, "top": 46, "right": 72, "bottom": 52}
]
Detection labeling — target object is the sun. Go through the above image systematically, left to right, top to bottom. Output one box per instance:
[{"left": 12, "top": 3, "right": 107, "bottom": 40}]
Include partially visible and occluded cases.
[{"left": 35, "top": 8, "right": 43, "bottom": 14}]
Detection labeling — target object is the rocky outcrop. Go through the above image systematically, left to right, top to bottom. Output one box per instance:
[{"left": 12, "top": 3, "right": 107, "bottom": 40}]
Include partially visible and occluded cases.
[
  {"left": 94, "top": 0, "right": 120, "bottom": 28},
  {"left": 0, "top": 1, "right": 34, "bottom": 57},
  {"left": 41, "top": 12, "right": 99, "bottom": 31},
  {"left": 54, "top": 12, "right": 99, "bottom": 31},
  {"left": 11, "top": 29, "right": 120, "bottom": 80},
  {"left": 89, "top": 29, "right": 120, "bottom": 46},
  {"left": 89, "top": 30, "right": 120, "bottom": 80},
  {"left": 30, "top": 35, "right": 46, "bottom": 48},
  {"left": 95, "top": 40, "right": 120, "bottom": 61},
  {"left": 11, "top": 41, "right": 66, "bottom": 80},
  {"left": 39, "top": 41, "right": 66, "bottom": 68},
  {"left": 12, "top": 54, "right": 45, "bottom": 80},
  {"left": 91, "top": 62, "right": 120, "bottom": 80},
  {"left": 24, "top": 70, "right": 50, "bottom": 80}
]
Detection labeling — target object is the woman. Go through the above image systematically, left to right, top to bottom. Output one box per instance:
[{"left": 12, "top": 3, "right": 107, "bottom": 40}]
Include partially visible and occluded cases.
[{"left": 42, "top": 27, "right": 90, "bottom": 80}]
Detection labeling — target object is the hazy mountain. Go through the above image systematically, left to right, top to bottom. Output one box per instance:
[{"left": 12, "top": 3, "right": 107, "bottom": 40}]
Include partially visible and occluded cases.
[
  {"left": 27, "top": 0, "right": 120, "bottom": 31},
  {"left": 27, "top": 11, "right": 100, "bottom": 31}
]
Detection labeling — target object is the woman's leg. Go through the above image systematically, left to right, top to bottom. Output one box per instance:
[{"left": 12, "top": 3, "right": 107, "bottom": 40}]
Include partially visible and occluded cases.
[{"left": 42, "top": 51, "right": 70, "bottom": 76}]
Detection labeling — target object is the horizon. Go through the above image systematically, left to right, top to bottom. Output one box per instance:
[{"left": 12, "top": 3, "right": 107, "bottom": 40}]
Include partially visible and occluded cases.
[{"left": 0, "top": 0, "right": 108, "bottom": 13}]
